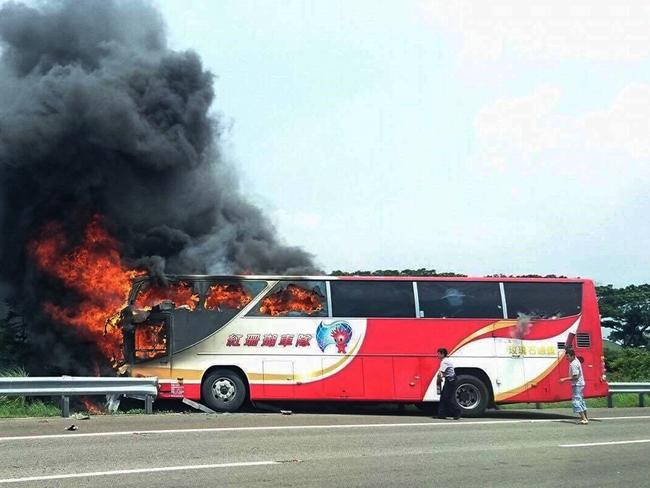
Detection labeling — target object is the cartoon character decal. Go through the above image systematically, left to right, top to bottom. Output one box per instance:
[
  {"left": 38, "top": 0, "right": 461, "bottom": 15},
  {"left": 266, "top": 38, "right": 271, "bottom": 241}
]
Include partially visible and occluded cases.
[{"left": 316, "top": 320, "right": 353, "bottom": 354}]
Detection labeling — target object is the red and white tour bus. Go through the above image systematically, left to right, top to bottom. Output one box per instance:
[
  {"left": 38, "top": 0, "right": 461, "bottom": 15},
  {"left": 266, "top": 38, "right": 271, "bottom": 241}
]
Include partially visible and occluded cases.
[{"left": 119, "top": 275, "right": 608, "bottom": 416}]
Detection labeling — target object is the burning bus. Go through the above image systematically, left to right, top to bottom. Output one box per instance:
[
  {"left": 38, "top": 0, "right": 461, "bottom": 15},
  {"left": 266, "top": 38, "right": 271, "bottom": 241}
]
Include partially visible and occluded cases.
[{"left": 117, "top": 274, "right": 608, "bottom": 416}]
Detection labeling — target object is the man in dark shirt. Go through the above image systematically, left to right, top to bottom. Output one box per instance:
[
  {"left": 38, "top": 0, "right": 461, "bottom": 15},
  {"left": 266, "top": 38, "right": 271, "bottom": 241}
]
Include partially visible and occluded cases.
[{"left": 436, "top": 347, "right": 461, "bottom": 420}]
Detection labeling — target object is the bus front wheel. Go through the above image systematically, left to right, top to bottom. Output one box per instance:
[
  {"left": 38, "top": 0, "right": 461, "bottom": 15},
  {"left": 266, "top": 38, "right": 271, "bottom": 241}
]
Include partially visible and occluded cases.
[
  {"left": 202, "top": 369, "right": 247, "bottom": 412},
  {"left": 454, "top": 374, "right": 489, "bottom": 417}
]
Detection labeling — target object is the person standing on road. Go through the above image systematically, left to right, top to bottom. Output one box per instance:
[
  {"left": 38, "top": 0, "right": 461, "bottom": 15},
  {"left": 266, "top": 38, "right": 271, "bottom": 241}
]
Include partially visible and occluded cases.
[
  {"left": 436, "top": 348, "right": 461, "bottom": 420},
  {"left": 560, "top": 348, "right": 588, "bottom": 424}
]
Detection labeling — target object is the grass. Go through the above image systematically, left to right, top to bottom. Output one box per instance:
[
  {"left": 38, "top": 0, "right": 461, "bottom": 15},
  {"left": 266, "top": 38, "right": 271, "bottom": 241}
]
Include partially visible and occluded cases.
[
  {"left": 0, "top": 366, "right": 62, "bottom": 418},
  {"left": 0, "top": 398, "right": 646, "bottom": 417},
  {"left": 0, "top": 399, "right": 61, "bottom": 418},
  {"left": 0, "top": 399, "right": 175, "bottom": 418}
]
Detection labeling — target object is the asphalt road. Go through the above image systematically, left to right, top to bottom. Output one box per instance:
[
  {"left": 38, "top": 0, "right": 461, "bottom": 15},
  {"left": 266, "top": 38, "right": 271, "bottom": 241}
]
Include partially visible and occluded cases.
[{"left": 1, "top": 407, "right": 649, "bottom": 487}]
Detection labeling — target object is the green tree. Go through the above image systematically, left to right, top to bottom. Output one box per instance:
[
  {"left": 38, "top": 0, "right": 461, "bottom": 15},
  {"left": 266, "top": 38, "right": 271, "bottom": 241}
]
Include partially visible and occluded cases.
[
  {"left": 330, "top": 268, "right": 466, "bottom": 277},
  {"left": 597, "top": 284, "right": 650, "bottom": 348},
  {"left": 606, "top": 348, "right": 650, "bottom": 380}
]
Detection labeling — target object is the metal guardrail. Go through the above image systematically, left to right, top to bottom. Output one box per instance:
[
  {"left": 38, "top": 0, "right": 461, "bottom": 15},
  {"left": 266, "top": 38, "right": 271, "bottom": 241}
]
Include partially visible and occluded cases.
[
  {"left": 0, "top": 376, "right": 158, "bottom": 417},
  {"left": 607, "top": 382, "right": 650, "bottom": 408}
]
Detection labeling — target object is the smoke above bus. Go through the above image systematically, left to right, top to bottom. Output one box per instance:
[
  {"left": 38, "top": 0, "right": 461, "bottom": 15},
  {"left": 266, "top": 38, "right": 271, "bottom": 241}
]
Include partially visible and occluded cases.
[{"left": 0, "top": 0, "right": 318, "bottom": 374}]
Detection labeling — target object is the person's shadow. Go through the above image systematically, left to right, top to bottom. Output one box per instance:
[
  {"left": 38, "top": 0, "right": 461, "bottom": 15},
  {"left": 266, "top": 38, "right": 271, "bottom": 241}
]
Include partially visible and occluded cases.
[{"left": 483, "top": 409, "right": 582, "bottom": 421}]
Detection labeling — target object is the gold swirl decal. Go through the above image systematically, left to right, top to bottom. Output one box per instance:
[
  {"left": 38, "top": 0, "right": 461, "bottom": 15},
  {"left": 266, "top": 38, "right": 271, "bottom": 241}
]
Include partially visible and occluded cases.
[
  {"left": 450, "top": 320, "right": 517, "bottom": 355},
  {"left": 248, "top": 340, "right": 362, "bottom": 383}
]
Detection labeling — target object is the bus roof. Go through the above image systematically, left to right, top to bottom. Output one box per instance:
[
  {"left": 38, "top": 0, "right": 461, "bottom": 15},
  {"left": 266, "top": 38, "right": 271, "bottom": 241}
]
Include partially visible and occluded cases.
[{"left": 136, "top": 274, "right": 590, "bottom": 283}]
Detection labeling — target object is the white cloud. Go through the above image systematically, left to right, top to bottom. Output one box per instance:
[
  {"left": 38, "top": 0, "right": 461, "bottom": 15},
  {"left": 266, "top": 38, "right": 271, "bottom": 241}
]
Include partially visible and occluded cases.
[
  {"left": 425, "top": 0, "right": 650, "bottom": 61},
  {"left": 462, "top": 83, "right": 650, "bottom": 285},
  {"left": 476, "top": 83, "right": 650, "bottom": 165},
  {"left": 582, "top": 84, "right": 650, "bottom": 159},
  {"left": 475, "top": 86, "right": 564, "bottom": 154}
]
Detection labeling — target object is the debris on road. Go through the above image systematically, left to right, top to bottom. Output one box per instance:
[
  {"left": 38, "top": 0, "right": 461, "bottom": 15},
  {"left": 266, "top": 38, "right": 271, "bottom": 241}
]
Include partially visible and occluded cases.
[
  {"left": 182, "top": 398, "right": 216, "bottom": 414},
  {"left": 252, "top": 401, "right": 290, "bottom": 414},
  {"left": 71, "top": 413, "right": 90, "bottom": 420},
  {"left": 65, "top": 424, "right": 78, "bottom": 431}
]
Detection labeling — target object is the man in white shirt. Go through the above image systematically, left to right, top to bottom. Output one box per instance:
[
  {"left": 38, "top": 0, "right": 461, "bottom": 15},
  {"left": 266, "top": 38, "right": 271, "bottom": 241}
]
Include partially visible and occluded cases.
[{"left": 560, "top": 349, "right": 588, "bottom": 424}]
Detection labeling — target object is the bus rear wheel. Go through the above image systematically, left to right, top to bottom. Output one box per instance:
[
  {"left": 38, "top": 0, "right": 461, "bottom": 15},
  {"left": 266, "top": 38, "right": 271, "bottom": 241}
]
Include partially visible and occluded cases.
[
  {"left": 202, "top": 369, "right": 247, "bottom": 412},
  {"left": 454, "top": 374, "right": 489, "bottom": 417}
]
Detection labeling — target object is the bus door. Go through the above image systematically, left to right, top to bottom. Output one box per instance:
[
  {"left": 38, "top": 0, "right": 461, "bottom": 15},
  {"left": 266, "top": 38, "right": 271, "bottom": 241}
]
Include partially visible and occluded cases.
[
  {"left": 131, "top": 311, "right": 172, "bottom": 380},
  {"left": 522, "top": 319, "right": 559, "bottom": 402},
  {"left": 495, "top": 333, "right": 528, "bottom": 402},
  {"left": 393, "top": 356, "right": 422, "bottom": 399}
]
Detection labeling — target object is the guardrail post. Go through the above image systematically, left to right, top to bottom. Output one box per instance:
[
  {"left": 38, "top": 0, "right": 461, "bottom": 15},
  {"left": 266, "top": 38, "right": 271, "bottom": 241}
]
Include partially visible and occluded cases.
[
  {"left": 640, "top": 393, "right": 645, "bottom": 408},
  {"left": 607, "top": 394, "right": 613, "bottom": 408},
  {"left": 145, "top": 395, "right": 153, "bottom": 414},
  {"left": 60, "top": 396, "right": 70, "bottom": 417}
]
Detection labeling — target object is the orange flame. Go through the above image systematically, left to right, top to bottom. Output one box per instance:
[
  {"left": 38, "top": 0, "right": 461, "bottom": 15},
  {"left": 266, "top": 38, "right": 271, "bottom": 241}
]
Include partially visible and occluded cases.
[
  {"left": 29, "top": 216, "right": 142, "bottom": 365},
  {"left": 134, "top": 282, "right": 199, "bottom": 311},
  {"left": 205, "top": 284, "right": 251, "bottom": 311},
  {"left": 259, "top": 284, "right": 323, "bottom": 316},
  {"left": 80, "top": 397, "right": 104, "bottom": 415}
]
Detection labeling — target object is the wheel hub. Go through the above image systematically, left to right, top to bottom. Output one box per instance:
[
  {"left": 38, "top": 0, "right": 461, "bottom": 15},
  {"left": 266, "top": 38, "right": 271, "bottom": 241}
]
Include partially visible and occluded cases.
[
  {"left": 212, "top": 377, "right": 236, "bottom": 402},
  {"left": 455, "top": 383, "right": 480, "bottom": 410}
]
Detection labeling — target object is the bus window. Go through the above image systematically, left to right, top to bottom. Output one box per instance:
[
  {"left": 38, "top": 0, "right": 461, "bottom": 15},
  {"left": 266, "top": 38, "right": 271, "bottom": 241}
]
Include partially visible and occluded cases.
[
  {"left": 134, "top": 280, "right": 199, "bottom": 311},
  {"left": 170, "top": 281, "right": 268, "bottom": 353},
  {"left": 205, "top": 281, "right": 267, "bottom": 311},
  {"left": 248, "top": 281, "right": 327, "bottom": 317},
  {"left": 331, "top": 281, "right": 415, "bottom": 318},
  {"left": 417, "top": 282, "right": 502, "bottom": 319},
  {"left": 504, "top": 282, "right": 582, "bottom": 319},
  {"left": 134, "top": 321, "right": 168, "bottom": 362}
]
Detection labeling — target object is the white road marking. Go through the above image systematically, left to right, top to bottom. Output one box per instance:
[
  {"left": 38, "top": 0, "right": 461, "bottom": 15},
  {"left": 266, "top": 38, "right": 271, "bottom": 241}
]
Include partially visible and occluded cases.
[
  {"left": 0, "top": 415, "right": 649, "bottom": 442},
  {"left": 560, "top": 439, "right": 650, "bottom": 448},
  {"left": 0, "top": 461, "right": 277, "bottom": 484}
]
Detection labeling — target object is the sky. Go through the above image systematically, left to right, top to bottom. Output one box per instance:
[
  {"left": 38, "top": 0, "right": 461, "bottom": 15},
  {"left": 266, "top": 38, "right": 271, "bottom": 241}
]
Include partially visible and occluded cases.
[
  {"left": 8, "top": 0, "right": 650, "bottom": 287},
  {"left": 159, "top": 0, "right": 650, "bottom": 287}
]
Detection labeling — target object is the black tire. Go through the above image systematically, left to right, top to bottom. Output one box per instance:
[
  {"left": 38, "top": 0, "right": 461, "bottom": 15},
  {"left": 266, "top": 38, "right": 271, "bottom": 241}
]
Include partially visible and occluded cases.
[
  {"left": 202, "top": 369, "right": 247, "bottom": 412},
  {"left": 453, "top": 374, "right": 489, "bottom": 417}
]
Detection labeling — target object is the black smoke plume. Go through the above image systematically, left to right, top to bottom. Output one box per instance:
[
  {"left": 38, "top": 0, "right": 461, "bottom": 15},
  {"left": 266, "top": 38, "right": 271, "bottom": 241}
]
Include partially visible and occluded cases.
[{"left": 0, "top": 0, "right": 317, "bottom": 373}]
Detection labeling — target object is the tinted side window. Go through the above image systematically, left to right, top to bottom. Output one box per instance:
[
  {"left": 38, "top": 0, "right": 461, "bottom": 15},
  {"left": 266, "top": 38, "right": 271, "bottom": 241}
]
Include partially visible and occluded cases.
[
  {"left": 171, "top": 280, "right": 268, "bottom": 353},
  {"left": 248, "top": 281, "right": 327, "bottom": 317},
  {"left": 331, "top": 281, "right": 415, "bottom": 318},
  {"left": 417, "top": 282, "right": 503, "bottom": 318},
  {"left": 505, "top": 282, "right": 582, "bottom": 319}
]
